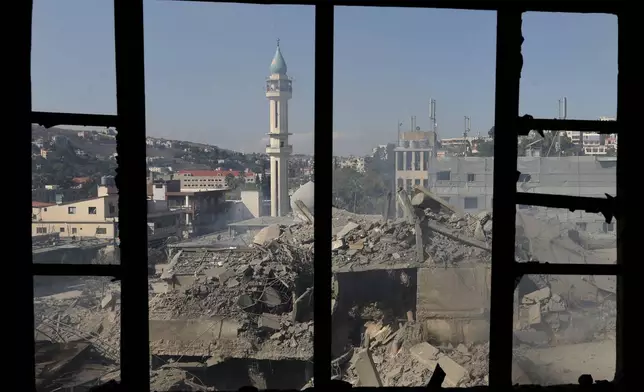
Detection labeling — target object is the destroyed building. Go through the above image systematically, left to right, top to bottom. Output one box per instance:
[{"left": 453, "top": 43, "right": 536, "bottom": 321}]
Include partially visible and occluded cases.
[
  {"left": 329, "top": 187, "right": 617, "bottom": 387},
  {"left": 146, "top": 223, "right": 315, "bottom": 390}
]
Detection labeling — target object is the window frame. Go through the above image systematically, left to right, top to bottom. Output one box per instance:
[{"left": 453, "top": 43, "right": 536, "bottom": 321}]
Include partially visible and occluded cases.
[{"left": 17, "top": 1, "right": 639, "bottom": 391}]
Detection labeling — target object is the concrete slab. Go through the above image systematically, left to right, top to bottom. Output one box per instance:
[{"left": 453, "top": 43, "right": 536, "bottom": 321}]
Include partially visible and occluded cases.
[
  {"left": 253, "top": 224, "right": 281, "bottom": 245},
  {"left": 416, "top": 265, "right": 490, "bottom": 316},
  {"left": 149, "top": 318, "right": 240, "bottom": 342},
  {"left": 409, "top": 342, "right": 440, "bottom": 369},
  {"left": 354, "top": 349, "right": 382, "bottom": 387},
  {"left": 438, "top": 355, "right": 469, "bottom": 387}
]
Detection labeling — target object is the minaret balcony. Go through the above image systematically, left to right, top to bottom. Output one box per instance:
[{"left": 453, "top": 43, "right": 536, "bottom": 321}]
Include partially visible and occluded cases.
[{"left": 266, "top": 145, "right": 293, "bottom": 155}]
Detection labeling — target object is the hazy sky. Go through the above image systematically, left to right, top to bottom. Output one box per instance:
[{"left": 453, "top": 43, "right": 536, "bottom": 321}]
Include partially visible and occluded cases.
[{"left": 32, "top": 0, "right": 617, "bottom": 156}]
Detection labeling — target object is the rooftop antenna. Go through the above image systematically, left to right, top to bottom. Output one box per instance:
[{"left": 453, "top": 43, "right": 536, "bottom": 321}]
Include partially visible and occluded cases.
[
  {"left": 429, "top": 99, "right": 437, "bottom": 132},
  {"left": 463, "top": 116, "right": 471, "bottom": 156}
]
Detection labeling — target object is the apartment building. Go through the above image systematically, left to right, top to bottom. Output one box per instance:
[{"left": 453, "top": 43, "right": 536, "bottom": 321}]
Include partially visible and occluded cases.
[
  {"left": 394, "top": 130, "right": 438, "bottom": 191},
  {"left": 425, "top": 156, "right": 617, "bottom": 233},
  {"left": 177, "top": 169, "right": 257, "bottom": 190},
  {"left": 148, "top": 180, "right": 229, "bottom": 236},
  {"left": 32, "top": 185, "right": 119, "bottom": 239}
]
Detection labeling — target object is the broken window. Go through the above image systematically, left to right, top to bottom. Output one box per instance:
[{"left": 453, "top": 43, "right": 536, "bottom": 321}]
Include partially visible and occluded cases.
[
  {"left": 22, "top": 2, "right": 632, "bottom": 391},
  {"left": 436, "top": 170, "right": 451, "bottom": 181},
  {"left": 467, "top": 173, "right": 476, "bottom": 182},
  {"left": 67, "top": 206, "right": 76, "bottom": 214},
  {"left": 88, "top": 207, "right": 97, "bottom": 215},
  {"left": 603, "top": 222, "right": 615, "bottom": 233},
  {"left": 36, "top": 227, "right": 46, "bottom": 234},
  {"left": 60, "top": 227, "right": 65, "bottom": 232},
  {"left": 72, "top": 228, "right": 77, "bottom": 234},
  {"left": 96, "top": 228, "right": 107, "bottom": 235}
]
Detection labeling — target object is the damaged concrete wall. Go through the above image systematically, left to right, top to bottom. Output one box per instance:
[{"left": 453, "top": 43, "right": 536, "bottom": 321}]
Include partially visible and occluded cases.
[{"left": 416, "top": 264, "right": 491, "bottom": 344}]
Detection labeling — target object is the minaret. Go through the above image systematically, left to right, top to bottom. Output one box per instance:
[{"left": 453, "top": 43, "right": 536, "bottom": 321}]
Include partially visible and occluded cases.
[{"left": 266, "top": 39, "right": 293, "bottom": 217}]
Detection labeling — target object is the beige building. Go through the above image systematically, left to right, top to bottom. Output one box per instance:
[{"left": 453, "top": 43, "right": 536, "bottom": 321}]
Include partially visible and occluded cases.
[{"left": 32, "top": 186, "right": 119, "bottom": 240}]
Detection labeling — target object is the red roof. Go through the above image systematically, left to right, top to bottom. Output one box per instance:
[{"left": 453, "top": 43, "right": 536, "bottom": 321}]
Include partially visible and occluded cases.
[
  {"left": 178, "top": 169, "right": 256, "bottom": 177},
  {"left": 72, "top": 176, "right": 91, "bottom": 184},
  {"left": 32, "top": 201, "right": 55, "bottom": 207}
]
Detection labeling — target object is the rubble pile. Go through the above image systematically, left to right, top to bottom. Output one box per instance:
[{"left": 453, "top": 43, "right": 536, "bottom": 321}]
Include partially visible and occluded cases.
[
  {"left": 332, "top": 207, "right": 493, "bottom": 270},
  {"left": 148, "top": 222, "right": 315, "bottom": 361},
  {"left": 515, "top": 275, "right": 617, "bottom": 347},
  {"left": 33, "top": 277, "right": 121, "bottom": 362},
  {"left": 340, "top": 319, "right": 490, "bottom": 387}
]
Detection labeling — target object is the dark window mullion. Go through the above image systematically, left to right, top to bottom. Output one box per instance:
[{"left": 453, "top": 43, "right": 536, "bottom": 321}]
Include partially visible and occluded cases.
[
  {"left": 113, "top": 1, "right": 150, "bottom": 391},
  {"left": 313, "top": 2, "right": 333, "bottom": 386},
  {"left": 489, "top": 8, "right": 523, "bottom": 388}
]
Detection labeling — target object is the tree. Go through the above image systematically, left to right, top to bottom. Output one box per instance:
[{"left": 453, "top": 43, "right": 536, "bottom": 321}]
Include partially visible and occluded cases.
[{"left": 475, "top": 140, "right": 494, "bottom": 157}]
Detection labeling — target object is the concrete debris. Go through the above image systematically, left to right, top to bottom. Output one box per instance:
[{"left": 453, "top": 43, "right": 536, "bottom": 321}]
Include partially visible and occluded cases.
[
  {"left": 332, "top": 205, "right": 493, "bottom": 271},
  {"left": 253, "top": 224, "right": 282, "bottom": 246}
]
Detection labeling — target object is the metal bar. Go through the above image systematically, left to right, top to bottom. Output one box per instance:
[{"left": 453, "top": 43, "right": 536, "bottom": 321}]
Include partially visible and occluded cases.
[
  {"left": 15, "top": 0, "right": 36, "bottom": 389},
  {"left": 171, "top": 0, "right": 624, "bottom": 14},
  {"left": 113, "top": 1, "right": 150, "bottom": 391},
  {"left": 313, "top": 2, "right": 333, "bottom": 386},
  {"left": 615, "top": 8, "right": 641, "bottom": 386},
  {"left": 489, "top": 9, "right": 523, "bottom": 388},
  {"left": 31, "top": 112, "right": 118, "bottom": 129},
  {"left": 516, "top": 117, "right": 618, "bottom": 135},
  {"left": 515, "top": 193, "right": 616, "bottom": 223},
  {"left": 515, "top": 262, "right": 619, "bottom": 277},
  {"left": 32, "top": 263, "right": 123, "bottom": 279}
]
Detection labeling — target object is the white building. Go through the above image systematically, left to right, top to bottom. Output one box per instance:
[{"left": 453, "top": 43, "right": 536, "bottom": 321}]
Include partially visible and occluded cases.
[{"left": 265, "top": 40, "right": 293, "bottom": 217}]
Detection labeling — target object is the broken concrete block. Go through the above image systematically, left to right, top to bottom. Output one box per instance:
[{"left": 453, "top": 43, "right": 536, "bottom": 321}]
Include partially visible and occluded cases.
[
  {"left": 336, "top": 222, "right": 359, "bottom": 239},
  {"left": 474, "top": 222, "right": 486, "bottom": 241},
  {"left": 253, "top": 224, "right": 281, "bottom": 246},
  {"left": 331, "top": 239, "right": 345, "bottom": 250},
  {"left": 349, "top": 239, "right": 365, "bottom": 250},
  {"left": 346, "top": 249, "right": 358, "bottom": 256},
  {"left": 205, "top": 268, "right": 234, "bottom": 284},
  {"left": 226, "top": 278, "right": 240, "bottom": 288},
  {"left": 150, "top": 281, "right": 168, "bottom": 294},
  {"left": 260, "top": 286, "right": 282, "bottom": 307},
  {"left": 522, "top": 287, "right": 551, "bottom": 304},
  {"left": 101, "top": 293, "right": 115, "bottom": 309},
  {"left": 527, "top": 303, "right": 542, "bottom": 325},
  {"left": 257, "top": 313, "right": 281, "bottom": 331},
  {"left": 410, "top": 342, "right": 440, "bottom": 369},
  {"left": 456, "top": 343, "right": 469, "bottom": 354},
  {"left": 354, "top": 349, "right": 383, "bottom": 387},
  {"left": 438, "top": 355, "right": 469, "bottom": 387}
]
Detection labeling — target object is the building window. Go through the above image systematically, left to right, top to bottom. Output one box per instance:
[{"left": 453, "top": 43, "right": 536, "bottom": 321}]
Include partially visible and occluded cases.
[
  {"left": 274, "top": 104, "right": 278, "bottom": 128},
  {"left": 280, "top": 141, "right": 285, "bottom": 147},
  {"left": 396, "top": 152, "right": 403, "bottom": 170},
  {"left": 436, "top": 171, "right": 451, "bottom": 181},
  {"left": 467, "top": 173, "right": 475, "bottom": 182},
  {"left": 518, "top": 173, "right": 531, "bottom": 182},
  {"left": 397, "top": 178, "right": 403, "bottom": 189},
  {"left": 406, "top": 179, "right": 412, "bottom": 191},
  {"left": 415, "top": 179, "right": 421, "bottom": 186},
  {"left": 423, "top": 179, "right": 428, "bottom": 188},
  {"left": 464, "top": 197, "right": 478, "bottom": 210},
  {"left": 109, "top": 204, "right": 116, "bottom": 214},
  {"left": 68, "top": 206, "right": 76, "bottom": 214},
  {"left": 88, "top": 207, "right": 97, "bottom": 215},
  {"left": 43, "top": 208, "right": 47, "bottom": 212},
  {"left": 576, "top": 222, "right": 588, "bottom": 231},
  {"left": 603, "top": 222, "right": 615, "bottom": 233},
  {"left": 36, "top": 227, "right": 46, "bottom": 234},
  {"left": 60, "top": 227, "right": 65, "bottom": 232},
  {"left": 72, "top": 228, "right": 78, "bottom": 234},
  {"left": 96, "top": 228, "right": 107, "bottom": 235}
]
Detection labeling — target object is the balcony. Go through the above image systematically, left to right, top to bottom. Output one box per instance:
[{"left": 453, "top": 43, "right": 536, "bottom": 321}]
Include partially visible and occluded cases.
[{"left": 266, "top": 144, "right": 293, "bottom": 155}]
